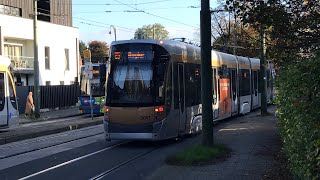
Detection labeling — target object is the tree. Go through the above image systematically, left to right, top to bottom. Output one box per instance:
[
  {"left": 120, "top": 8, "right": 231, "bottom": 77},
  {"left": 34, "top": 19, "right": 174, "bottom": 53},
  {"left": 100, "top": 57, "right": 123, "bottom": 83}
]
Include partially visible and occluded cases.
[
  {"left": 225, "top": 0, "right": 320, "bottom": 67},
  {"left": 211, "top": 17, "right": 260, "bottom": 57},
  {"left": 134, "top": 23, "right": 169, "bottom": 40},
  {"left": 79, "top": 40, "right": 87, "bottom": 59},
  {"left": 88, "top": 41, "right": 109, "bottom": 63}
]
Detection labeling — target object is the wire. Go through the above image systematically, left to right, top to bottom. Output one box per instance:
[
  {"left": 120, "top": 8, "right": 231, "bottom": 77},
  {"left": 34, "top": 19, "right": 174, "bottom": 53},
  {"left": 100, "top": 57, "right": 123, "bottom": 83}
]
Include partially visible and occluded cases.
[
  {"left": 45, "top": 0, "right": 177, "bottom": 6},
  {"left": 112, "top": 0, "right": 198, "bottom": 28},
  {"left": 73, "top": 6, "right": 200, "bottom": 13},
  {"left": 73, "top": 17, "right": 136, "bottom": 32},
  {"left": 78, "top": 22, "right": 135, "bottom": 33}
]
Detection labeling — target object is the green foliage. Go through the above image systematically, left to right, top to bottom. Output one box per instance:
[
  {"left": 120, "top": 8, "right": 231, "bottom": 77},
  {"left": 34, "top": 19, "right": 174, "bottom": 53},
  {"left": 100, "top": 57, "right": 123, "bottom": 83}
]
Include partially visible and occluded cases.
[
  {"left": 225, "top": 0, "right": 320, "bottom": 68},
  {"left": 134, "top": 23, "right": 169, "bottom": 40},
  {"left": 212, "top": 23, "right": 260, "bottom": 58},
  {"left": 79, "top": 40, "right": 87, "bottom": 59},
  {"left": 88, "top": 40, "right": 109, "bottom": 63},
  {"left": 276, "top": 54, "right": 320, "bottom": 179},
  {"left": 166, "top": 144, "right": 229, "bottom": 166}
]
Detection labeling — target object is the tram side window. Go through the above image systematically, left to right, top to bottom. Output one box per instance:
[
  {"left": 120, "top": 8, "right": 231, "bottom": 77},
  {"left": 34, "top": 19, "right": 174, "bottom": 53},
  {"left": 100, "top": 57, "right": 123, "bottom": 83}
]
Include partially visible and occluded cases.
[
  {"left": 154, "top": 62, "right": 166, "bottom": 104},
  {"left": 165, "top": 63, "right": 172, "bottom": 111},
  {"left": 173, "top": 63, "right": 179, "bottom": 109},
  {"left": 185, "top": 64, "right": 201, "bottom": 107},
  {"left": 213, "top": 68, "right": 217, "bottom": 104},
  {"left": 231, "top": 69, "right": 237, "bottom": 100},
  {"left": 239, "top": 69, "right": 251, "bottom": 96},
  {"left": 258, "top": 70, "right": 262, "bottom": 93},
  {"left": 266, "top": 70, "right": 270, "bottom": 88},
  {"left": 253, "top": 71, "right": 258, "bottom": 95},
  {"left": 0, "top": 73, "right": 5, "bottom": 111},
  {"left": 8, "top": 76, "right": 17, "bottom": 110}
]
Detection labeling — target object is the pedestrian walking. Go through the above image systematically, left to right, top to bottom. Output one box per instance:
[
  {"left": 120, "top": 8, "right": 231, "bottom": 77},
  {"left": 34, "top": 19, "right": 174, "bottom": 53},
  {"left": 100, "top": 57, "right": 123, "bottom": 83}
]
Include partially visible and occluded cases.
[{"left": 25, "top": 92, "right": 34, "bottom": 118}]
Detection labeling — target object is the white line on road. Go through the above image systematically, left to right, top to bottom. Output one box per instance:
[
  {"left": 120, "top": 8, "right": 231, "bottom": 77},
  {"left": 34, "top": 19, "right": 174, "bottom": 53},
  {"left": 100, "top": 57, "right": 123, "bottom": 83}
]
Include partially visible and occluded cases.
[{"left": 18, "top": 141, "right": 128, "bottom": 180}]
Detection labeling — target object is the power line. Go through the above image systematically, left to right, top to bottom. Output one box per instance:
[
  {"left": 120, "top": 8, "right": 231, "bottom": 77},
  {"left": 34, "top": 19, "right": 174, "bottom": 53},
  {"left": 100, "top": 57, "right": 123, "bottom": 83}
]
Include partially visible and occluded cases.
[
  {"left": 45, "top": 0, "right": 177, "bottom": 6},
  {"left": 112, "top": 0, "right": 198, "bottom": 28},
  {"left": 73, "top": 6, "right": 200, "bottom": 13},
  {"left": 73, "top": 16, "right": 136, "bottom": 32},
  {"left": 78, "top": 22, "right": 135, "bottom": 33}
]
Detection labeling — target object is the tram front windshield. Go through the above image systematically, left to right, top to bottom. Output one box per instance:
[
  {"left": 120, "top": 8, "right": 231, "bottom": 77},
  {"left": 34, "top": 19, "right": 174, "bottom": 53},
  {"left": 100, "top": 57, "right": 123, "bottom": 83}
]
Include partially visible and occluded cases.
[{"left": 107, "top": 43, "right": 166, "bottom": 107}]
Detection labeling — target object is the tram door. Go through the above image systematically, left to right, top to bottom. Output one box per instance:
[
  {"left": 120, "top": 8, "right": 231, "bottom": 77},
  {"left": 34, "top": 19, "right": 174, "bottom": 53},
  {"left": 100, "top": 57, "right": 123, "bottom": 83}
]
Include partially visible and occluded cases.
[
  {"left": 177, "top": 64, "right": 186, "bottom": 133},
  {"left": 230, "top": 69, "right": 238, "bottom": 115},
  {"left": 252, "top": 70, "right": 259, "bottom": 108},
  {"left": 0, "top": 72, "right": 8, "bottom": 126}
]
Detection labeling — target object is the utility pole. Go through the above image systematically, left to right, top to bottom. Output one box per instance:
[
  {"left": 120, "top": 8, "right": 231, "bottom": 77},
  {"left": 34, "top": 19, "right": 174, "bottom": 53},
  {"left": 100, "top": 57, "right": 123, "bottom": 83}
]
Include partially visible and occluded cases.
[
  {"left": 33, "top": 0, "right": 40, "bottom": 118},
  {"left": 200, "top": 0, "right": 214, "bottom": 147},
  {"left": 259, "top": 24, "right": 268, "bottom": 115},
  {"left": 109, "top": 25, "right": 116, "bottom": 41}
]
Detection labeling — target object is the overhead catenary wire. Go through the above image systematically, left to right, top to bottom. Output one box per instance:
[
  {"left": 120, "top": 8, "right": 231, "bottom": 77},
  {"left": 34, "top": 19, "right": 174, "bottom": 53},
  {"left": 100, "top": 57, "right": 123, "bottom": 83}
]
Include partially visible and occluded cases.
[
  {"left": 44, "top": 0, "right": 177, "bottom": 6},
  {"left": 112, "top": 0, "right": 198, "bottom": 28},
  {"left": 73, "top": 6, "right": 200, "bottom": 13},
  {"left": 73, "top": 16, "right": 136, "bottom": 32},
  {"left": 78, "top": 22, "right": 136, "bottom": 33}
]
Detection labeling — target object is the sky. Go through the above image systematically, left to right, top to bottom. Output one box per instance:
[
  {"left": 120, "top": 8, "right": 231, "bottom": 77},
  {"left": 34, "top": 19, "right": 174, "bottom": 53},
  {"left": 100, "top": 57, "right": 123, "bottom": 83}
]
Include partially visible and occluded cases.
[{"left": 72, "top": 0, "right": 218, "bottom": 45}]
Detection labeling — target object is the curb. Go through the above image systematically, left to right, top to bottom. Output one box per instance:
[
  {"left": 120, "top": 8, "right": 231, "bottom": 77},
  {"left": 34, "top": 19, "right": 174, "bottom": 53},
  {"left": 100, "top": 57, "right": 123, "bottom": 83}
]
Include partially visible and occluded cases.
[
  {"left": 19, "top": 113, "right": 84, "bottom": 125},
  {"left": 0, "top": 119, "right": 103, "bottom": 145}
]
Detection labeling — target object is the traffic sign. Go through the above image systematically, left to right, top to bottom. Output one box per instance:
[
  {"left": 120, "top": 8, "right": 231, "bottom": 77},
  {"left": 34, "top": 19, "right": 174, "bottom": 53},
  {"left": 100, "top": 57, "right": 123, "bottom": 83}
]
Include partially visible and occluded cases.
[
  {"left": 83, "top": 49, "right": 91, "bottom": 63},
  {"left": 84, "top": 62, "right": 93, "bottom": 71},
  {"left": 85, "top": 70, "right": 93, "bottom": 79}
]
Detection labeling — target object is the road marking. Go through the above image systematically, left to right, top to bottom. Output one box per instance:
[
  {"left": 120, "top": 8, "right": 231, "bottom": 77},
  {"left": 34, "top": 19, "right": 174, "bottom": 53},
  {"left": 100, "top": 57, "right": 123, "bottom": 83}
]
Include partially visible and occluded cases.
[{"left": 18, "top": 141, "right": 128, "bottom": 180}]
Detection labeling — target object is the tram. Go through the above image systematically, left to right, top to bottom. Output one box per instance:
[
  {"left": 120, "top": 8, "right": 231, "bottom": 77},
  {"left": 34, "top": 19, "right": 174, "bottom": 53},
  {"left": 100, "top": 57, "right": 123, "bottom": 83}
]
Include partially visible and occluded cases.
[
  {"left": 103, "top": 40, "right": 274, "bottom": 141},
  {"left": 0, "top": 56, "right": 19, "bottom": 129}
]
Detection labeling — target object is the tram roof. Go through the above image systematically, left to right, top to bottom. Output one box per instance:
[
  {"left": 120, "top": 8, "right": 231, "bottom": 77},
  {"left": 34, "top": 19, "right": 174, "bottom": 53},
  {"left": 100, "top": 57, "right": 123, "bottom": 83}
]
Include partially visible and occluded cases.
[
  {"left": 110, "top": 39, "right": 200, "bottom": 53},
  {"left": 0, "top": 56, "right": 11, "bottom": 67}
]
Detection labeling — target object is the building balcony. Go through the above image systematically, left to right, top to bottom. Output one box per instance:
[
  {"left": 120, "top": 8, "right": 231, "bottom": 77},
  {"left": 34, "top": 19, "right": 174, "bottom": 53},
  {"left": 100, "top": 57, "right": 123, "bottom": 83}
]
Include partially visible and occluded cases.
[{"left": 7, "top": 56, "right": 34, "bottom": 74}]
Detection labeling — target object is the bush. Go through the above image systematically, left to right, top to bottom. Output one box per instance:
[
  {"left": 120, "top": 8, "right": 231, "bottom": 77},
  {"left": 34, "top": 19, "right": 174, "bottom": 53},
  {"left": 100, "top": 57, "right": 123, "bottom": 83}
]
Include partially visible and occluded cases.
[
  {"left": 276, "top": 54, "right": 320, "bottom": 180},
  {"left": 166, "top": 144, "right": 230, "bottom": 166}
]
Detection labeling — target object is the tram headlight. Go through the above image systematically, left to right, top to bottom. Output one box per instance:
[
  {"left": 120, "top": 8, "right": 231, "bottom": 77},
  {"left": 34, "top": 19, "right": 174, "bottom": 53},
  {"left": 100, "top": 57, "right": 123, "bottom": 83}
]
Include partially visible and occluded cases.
[{"left": 104, "top": 106, "right": 109, "bottom": 113}]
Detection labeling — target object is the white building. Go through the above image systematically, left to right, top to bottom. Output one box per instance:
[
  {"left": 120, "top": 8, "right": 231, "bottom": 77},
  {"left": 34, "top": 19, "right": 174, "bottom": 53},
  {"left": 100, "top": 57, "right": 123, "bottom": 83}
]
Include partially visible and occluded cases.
[{"left": 0, "top": 1, "right": 80, "bottom": 86}]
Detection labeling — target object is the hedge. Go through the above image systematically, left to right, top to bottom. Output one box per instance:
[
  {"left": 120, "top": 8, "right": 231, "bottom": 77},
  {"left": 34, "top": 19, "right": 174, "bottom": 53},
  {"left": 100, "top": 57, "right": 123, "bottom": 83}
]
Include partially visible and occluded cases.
[{"left": 276, "top": 54, "right": 320, "bottom": 180}]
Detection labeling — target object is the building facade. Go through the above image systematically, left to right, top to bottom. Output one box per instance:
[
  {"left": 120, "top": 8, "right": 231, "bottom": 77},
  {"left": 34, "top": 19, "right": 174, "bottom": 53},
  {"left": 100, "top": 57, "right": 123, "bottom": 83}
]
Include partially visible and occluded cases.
[{"left": 0, "top": 0, "right": 79, "bottom": 86}]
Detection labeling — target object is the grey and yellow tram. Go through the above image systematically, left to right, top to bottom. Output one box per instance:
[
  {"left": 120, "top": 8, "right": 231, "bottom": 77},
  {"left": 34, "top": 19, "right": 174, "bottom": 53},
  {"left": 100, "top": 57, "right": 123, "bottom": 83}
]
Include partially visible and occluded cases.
[
  {"left": 103, "top": 40, "right": 274, "bottom": 141},
  {"left": 0, "top": 56, "right": 19, "bottom": 129}
]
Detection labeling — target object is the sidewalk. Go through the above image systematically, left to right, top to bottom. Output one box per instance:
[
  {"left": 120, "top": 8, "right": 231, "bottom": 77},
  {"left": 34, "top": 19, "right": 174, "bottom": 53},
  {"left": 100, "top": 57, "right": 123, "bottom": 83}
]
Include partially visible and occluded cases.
[
  {"left": 18, "top": 106, "right": 81, "bottom": 124},
  {"left": 148, "top": 106, "right": 280, "bottom": 180},
  {"left": 0, "top": 107, "right": 103, "bottom": 145}
]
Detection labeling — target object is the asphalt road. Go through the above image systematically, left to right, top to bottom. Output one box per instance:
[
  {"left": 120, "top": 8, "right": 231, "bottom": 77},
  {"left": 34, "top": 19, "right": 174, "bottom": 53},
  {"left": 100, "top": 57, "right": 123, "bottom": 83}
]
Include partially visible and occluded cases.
[
  {"left": 0, "top": 108, "right": 273, "bottom": 180},
  {"left": 0, "top": 121, "right": 200, "bottom": 180}
]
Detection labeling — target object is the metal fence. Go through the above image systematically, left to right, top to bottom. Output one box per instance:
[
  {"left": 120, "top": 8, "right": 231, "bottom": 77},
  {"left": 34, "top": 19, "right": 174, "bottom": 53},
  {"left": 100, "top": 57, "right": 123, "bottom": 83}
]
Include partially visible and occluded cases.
[{"left": 16, "top": 85, "right": 80, "bottom": 113}]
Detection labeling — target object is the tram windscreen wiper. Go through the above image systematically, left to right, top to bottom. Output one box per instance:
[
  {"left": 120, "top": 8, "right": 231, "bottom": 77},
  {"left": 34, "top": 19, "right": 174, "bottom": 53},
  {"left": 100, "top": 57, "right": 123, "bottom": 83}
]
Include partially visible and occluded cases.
[{"left": 135, "top": 86, "right": 151, "bottom": 107}]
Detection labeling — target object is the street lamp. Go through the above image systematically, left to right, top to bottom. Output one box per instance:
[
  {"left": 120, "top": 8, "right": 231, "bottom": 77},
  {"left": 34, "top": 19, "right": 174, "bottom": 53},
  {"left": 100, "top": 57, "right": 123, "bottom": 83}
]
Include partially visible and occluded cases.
[{"left": 109, "top": 25, "right": 117, "bottom": 41}]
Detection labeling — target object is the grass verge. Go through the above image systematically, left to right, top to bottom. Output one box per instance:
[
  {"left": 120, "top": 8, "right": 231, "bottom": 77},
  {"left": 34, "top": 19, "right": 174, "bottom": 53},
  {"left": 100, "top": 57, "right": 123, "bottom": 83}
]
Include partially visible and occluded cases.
[{"left": 166, "top": 144, "right": 230, "bottom": 166}]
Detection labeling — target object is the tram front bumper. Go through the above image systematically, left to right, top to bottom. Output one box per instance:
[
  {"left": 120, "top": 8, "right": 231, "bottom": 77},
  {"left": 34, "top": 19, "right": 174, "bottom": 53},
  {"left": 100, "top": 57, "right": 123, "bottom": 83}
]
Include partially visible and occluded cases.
[{"left": 103, "top": 120, "right": 163, "bottom": 141}]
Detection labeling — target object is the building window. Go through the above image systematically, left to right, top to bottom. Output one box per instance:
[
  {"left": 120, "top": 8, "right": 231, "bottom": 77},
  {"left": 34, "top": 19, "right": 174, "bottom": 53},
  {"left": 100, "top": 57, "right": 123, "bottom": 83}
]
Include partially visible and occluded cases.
[
  {"left": 0, "top": 4, "right": 21, "bottom": 17},
  {"left": 4, "top": 44, "right": 22, "bottom": 64},
  {"left": 45, "top": 46, "right": 50, "bottom": 70},
  {"left": 65, "top": 48, "right": 69, "bottom": 71},
  {"left": 45, "top": 81, "right": 51, "bottom": 86},
  {"left": 60, "top": 81, "right": 64, "bottom": 85}
]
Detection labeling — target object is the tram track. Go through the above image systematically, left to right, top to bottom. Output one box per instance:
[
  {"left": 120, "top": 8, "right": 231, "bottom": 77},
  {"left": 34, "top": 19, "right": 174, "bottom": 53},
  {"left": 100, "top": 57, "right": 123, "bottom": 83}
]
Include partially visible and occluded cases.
[
  {"left": 0, "top": 127, "right": 104, "bottom": 159},
  {"left": 17, "top": 141, "right": 129, "bottom": 180},
  {"left": 89, "top": 147, "right": 160, "bottom": 180}
]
